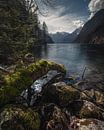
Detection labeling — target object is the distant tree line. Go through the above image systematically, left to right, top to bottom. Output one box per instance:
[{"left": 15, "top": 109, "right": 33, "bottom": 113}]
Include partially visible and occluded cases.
[{"left": 0, "top": 0, "right": 50, "bottom": 64}]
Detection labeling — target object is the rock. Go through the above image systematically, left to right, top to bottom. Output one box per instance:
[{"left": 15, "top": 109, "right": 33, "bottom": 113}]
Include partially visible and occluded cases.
[
  {"left": 24, "top": 53, "right": 35, "bottom": 65},
  {"left": 0, "top": 60, "right": 66, "bottom": 107},
  {"left": 27, "top": 60, "right": 66, "bottom": 81},
  {"left": 21, "top": 70, "right": 64, "bottom": 106},
  {"left": 31, "top": 70, "right": 64, "bottom": 93},
  {"left": 64, "top": 77, "right": 76, "bottom": 85},
  {"left": 75, "top": 81, "right": 89, "bottom": 90},
  {"left": 42, "top": 82, "right": 80, "bottom": 106},
  {"left": 53, "top": 82, "right": 66, "bottom": 87},
  {"left": 81, "top": 89, "right": 104, "bottom": 108},
  {"left": 66, "top": 100, "right": 83, "bottom": 116},
  {"left": 79, "top": 100, "right": 104, "bottom": 121},
  {"left": 40, "top": 104, "right": 70, "bottom": 130},
  {"left": 0, "top": 105, "right": 40, "bottom": 130},
  {"left": 70, "top": 118, "right": 104, "bottom": 130}
]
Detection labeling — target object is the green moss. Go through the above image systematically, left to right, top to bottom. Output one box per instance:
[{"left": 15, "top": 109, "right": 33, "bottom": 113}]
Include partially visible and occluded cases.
[
  {"left": 0, "top": 60, "right": 66, "bottom": 107},
  {"left": 28, "top": 60, "right": 66, "bottom": 74},
  {"left": 41, "top": 85, "right": 80, "bottom": 106},
  {"left": 57, "top": 85, "right": 80, "bottom": 104},
  {"left": 0, "top": 86, "right": 19, "bottom": 106},
  {"left": 0, "top": 106, "right": 40, "bottom": 130}
]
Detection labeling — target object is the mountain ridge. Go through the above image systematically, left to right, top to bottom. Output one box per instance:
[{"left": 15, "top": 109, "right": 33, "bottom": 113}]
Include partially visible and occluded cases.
[
  {"left": 75, "top": 9, "right": 104, "bottom": 44},
  {"left": 50, "top": 27, "right": 81, "bottom": 43}
]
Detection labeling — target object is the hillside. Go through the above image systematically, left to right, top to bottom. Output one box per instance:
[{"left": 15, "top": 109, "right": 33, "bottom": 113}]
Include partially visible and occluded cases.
[
  {"left": 0, "top": 0, "right": 52, "bottom": 64},
  {"left": 75, "top": 9, "right": 104, "bottom": 44},
  {"left": 50, "top": 28, "right": 81, "bottom": 43},
  {"left": 50, "top": 32, "right": 69, "bottom": 43}
]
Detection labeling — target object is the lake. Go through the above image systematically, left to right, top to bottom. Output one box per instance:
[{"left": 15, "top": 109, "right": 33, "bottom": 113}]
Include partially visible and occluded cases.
[{"left": 33, "top": 44, "right": 104, "bottom": 77}]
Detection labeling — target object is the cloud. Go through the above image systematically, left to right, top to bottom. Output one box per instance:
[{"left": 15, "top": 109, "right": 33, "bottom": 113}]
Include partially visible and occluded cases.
[
  {"left": 39, "top": 0, "right": 90, "bottom": 33},
  {"left": 89, "top": 0, "right": 104, "bottom": 18},
  {"left": 39, "top": 6, "right": 85, "bottom": 33},
  {"left": 73, "top": 20, "right": 84, "bottom": 28}
]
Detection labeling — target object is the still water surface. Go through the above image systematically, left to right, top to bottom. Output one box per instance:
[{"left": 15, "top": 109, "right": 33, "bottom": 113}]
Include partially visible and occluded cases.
[{"left": 34, "top": 44, "right": 104, "bottom": 76}]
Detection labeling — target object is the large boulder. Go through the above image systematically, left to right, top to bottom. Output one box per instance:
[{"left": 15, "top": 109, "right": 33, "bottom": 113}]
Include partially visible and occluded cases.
[
  {"left": 0, "top": 60, "right": 66, "bottom": 107},
  {"left": 21, "top": 70, "right": 64, "bottom": 107},
  {"left": 42, "top": 82, "right": 80, "bottom": 106},
  {"left": 81, "top": 89, "right": 104, "bottom": 108},
  {"left": 79, "top": 100, "right": 104, "bottom": 121},
  {"left": 40, "top": 103, "right": 70, "bottom": 130},
  {"left": 0, "top": 105, "right": 40, "bottom": 130}
]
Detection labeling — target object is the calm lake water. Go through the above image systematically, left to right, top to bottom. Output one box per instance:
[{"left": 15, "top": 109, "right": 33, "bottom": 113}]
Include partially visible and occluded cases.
[{"left": 33, "top": 44, "right": 104, "bottom": 76}]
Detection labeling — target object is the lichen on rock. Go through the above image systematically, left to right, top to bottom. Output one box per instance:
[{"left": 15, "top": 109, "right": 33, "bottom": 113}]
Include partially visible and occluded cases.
[{"left": 42, "top": 82, "right": 80, "bottom": 106}]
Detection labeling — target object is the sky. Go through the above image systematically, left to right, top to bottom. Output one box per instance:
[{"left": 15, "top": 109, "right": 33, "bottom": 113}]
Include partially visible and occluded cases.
[{"left": 39, "top": 0, "right": 104, "bottom": 33}]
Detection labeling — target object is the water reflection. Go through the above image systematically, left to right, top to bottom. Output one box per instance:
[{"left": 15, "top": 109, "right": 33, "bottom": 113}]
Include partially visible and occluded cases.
[
  {"left": 33, "top": 44, "right": 104, "bottom": 76},
  {"left": 33, "top": 45, "right": 48, "bottom": 59}
]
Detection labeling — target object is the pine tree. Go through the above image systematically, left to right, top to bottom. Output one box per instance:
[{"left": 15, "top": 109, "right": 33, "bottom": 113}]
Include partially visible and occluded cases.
[{"left": 42, "top": 21, "right": 48, "bottom": 44}]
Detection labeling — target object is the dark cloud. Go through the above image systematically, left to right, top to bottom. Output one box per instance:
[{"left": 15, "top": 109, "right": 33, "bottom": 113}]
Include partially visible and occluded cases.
[
  {"left": 39, "top": 0, "right": 90, "bottom": 33},
  {"left": 54, "top": 0, "right": 90, "bottom": 17}
]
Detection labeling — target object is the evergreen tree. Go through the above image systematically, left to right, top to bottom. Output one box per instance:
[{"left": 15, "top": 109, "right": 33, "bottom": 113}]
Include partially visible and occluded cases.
[
  {"left": 0, "top": 0, "right": 53, "bottom": 64},
  {"left": 42, "top": 21, "right": 48, "bottom": 44}
]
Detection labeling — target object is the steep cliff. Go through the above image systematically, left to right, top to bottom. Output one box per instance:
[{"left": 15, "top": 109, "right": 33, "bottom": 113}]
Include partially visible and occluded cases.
[{"left": 75, "top": 9, "right": 104, "bottom": 44}]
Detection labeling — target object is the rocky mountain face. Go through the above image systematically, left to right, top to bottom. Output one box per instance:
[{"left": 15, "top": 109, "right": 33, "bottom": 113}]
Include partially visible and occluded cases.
[
  {"left": 75, "top": 9, "right": 104, "bottom": 44},
  {"left": 50, "top": 27, "right": 81, "bottom": 43},
  {"left": 63, "top": 27, "right": 82, "bottom": 43},
  {"left": 50, "top": 32, "right": 69, "bottom": 43}
]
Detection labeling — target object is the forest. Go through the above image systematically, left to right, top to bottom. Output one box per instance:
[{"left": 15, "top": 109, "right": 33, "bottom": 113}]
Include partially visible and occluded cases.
[{"left": 0, "top": 0, "right": 53, "bottom": 64}]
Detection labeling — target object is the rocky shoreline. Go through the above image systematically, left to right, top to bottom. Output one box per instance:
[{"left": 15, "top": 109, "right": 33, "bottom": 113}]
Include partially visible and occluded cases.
[{"left": 0, "top": 60, "right": 104, "bottom": 130}]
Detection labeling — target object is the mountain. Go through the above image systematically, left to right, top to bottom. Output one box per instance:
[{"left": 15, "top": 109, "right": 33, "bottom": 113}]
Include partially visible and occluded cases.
[
  {"left": 75, "top": 9, "right": 104, "bottom": 44},
  {"left": 63, "top": 27, "right": 82, "bottom": 43},
  {"left": 50, "top": 28, "right": 81, "bottom": 43},
  {"left": 50, "top": 32, "right": 69, "bottom": 43},
  {"left": 46, "top": 34, "right": 54, "bottom": 43}
]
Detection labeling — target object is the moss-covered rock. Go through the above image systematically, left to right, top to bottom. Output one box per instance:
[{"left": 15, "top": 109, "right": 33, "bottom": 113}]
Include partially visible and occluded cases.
[
  {"left": 0, "top": 60, "right": 66, "bottom": 107},
  {"left": 27, "top": 60, "right": 66, "bottom": 79},
  {"left": 42, "top": 82, "right": 80, "bottom": 106},
  {"left": 58, "top": 85, "right": 80, "bottom": 104},
  {"left": 0, "top": 105, "right": 40, "bottom": 130}
]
